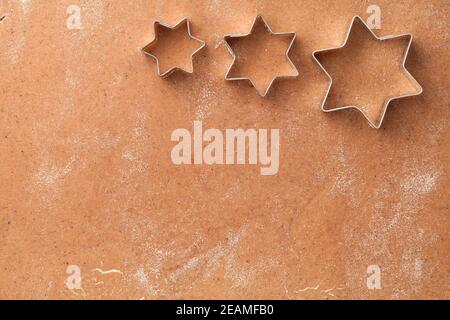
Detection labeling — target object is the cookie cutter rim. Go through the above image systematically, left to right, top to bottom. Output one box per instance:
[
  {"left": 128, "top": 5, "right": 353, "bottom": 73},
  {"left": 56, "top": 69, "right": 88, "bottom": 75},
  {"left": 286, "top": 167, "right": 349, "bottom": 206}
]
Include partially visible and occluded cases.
[
  {"left": 223, "top": 14, "right": 299, "bottom": 97},
  {"left": 312, "top": 15, "right": 423, "bottom": 129},
  {"left": 142, "top": 17, "right": 206, "bottom": 78}
]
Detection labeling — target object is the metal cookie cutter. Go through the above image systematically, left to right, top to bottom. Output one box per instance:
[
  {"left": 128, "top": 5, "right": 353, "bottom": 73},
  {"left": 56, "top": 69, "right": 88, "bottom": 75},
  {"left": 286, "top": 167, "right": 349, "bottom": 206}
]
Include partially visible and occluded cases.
[
  {"left": 223, "top": 14, "right": 299, "bottom": 97},
  {"left": 312, "top": 16, "right": 423, "bottom": 128},
  {"left": 142, "top": 17, "right": 206, "bottom": 78}
]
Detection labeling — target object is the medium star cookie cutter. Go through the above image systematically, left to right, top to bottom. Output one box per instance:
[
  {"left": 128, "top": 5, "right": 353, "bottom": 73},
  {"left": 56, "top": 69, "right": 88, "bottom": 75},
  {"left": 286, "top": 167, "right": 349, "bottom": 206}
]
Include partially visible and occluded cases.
[
  {"left": 223, "top": 14, "right": 299, "bottom": 97},
  {"left": 312, "top": 16, "right": 423, "bottom": 129},
  {"left": 142, "top": 17, "right": 206, "bottom": 78}
]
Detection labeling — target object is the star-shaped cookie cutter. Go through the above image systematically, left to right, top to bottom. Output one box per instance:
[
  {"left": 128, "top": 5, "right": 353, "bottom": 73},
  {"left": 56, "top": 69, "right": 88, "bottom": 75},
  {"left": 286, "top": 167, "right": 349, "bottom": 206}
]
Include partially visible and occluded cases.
[
  {"left": 223, "top": 14, "right": 299, "bottom": 97},
  {"left": 312, "top": 16, "right": 423, "bottom": 129},
  {"left": 142, "top": 17, "right": 206, "bottom": 78}
]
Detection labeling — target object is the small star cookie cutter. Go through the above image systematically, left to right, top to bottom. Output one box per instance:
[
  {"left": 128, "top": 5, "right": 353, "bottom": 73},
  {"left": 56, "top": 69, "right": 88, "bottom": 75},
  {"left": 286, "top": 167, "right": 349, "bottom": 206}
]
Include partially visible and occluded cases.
[
  {"left": 223, "top": 14, "right": 299, "bottom": 97},
  {"left": 312, "top": 16, "right": 423, "bottom": 129},
  {"left": 142, "top": 17, "right": 206, "bottom": 78}
]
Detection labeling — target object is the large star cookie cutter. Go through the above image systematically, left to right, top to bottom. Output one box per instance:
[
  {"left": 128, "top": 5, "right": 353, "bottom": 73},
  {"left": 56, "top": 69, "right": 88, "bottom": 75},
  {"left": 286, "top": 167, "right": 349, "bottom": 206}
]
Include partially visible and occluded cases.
[
  {"left": 223, "top": 14, "right": 299, "bottom": 97},
  {"left": 312, "top": 16, "right": 423, "bottom": 129},
  {"left": 142, "top": 17, "right": 206, "bottom": 78}
]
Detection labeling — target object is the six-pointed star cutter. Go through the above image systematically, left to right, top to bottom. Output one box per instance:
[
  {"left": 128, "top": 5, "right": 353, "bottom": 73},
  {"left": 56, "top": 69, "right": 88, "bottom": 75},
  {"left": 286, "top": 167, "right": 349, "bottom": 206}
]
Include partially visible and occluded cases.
[
  {"left": 223, "top": 14, "right": 299, "bottom": 97},
  {"left": 312, "top": 15, "right": 423, "bottom": 129},
  {"left": 142, "top": 18, "right": 206, "bottom": 78}
]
